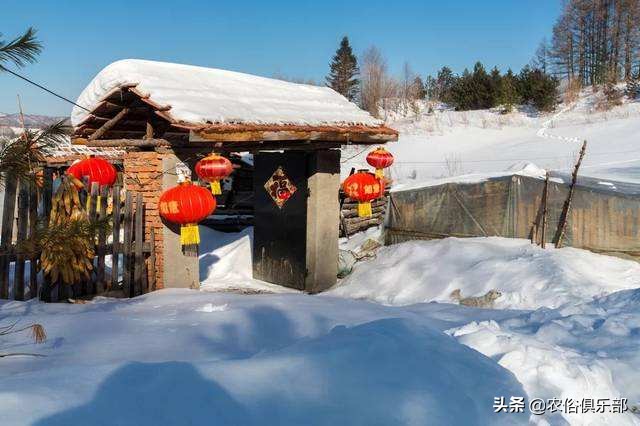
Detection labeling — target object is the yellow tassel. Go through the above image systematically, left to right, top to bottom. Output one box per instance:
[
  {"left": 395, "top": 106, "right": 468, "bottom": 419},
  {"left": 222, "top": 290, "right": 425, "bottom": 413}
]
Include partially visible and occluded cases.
[
  {"left": 375, "top": 168, "right": 384, "bottom": 179},
  {"left": 210, "top": 180, "right": 222, "bottom": 195},
  {"left": 85, "top": 197, "right": 91, "bottom": 211},
  {"left": 358, "top": 202, "right": 372, "bottom": 217},
  {"left": 180, "top": 224, "right": 200, "bottom": 246}
]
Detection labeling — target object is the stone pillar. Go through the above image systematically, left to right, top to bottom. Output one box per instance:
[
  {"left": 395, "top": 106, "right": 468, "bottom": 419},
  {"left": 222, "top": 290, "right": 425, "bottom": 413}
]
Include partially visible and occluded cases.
[
  {"left": 305, "top": 149, "right": 340, "bottom": 293},
  {"left": 159, "top": 153, "right": 200, "bottom": 289}
]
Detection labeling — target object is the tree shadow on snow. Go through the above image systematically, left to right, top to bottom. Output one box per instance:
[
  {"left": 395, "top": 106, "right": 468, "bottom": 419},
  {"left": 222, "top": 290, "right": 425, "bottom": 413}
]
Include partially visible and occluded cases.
[{"left": 34, "top": 361, "right": 251, "bottom": 426}]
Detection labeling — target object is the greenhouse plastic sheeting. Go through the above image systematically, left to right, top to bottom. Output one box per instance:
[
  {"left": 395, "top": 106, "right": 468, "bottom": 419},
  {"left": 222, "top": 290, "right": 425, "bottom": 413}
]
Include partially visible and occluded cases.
[{"left": 386, "top": 174, "right": 640, "bottom": 258}]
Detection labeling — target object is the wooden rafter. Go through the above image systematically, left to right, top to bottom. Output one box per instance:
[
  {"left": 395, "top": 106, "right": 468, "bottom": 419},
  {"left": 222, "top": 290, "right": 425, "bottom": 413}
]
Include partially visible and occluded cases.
[{"left": 88, "top": 107, "right": 131, "bottom": 141}]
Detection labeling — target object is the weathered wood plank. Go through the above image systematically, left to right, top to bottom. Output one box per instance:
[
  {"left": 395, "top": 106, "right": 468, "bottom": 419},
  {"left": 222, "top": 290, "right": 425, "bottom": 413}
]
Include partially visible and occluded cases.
[
  {"left": 88, "top": 107, "right": 130, "bottom": 141},
  {"left": 39, "top": 168, "right": 54, "bottom": 301},
  {"left": 0, "top": 174, "right": 18, "bottom": 299},
  {"left": 13, "top": 179, "right": 30, "bottom": 301},
  {"left": 28, "top": 181, "right": 38, "bottom": 299},
  {"left": 83, "top": 183, "right": 99, "bottom": 296},
  {"left": 96, "top": 185, "right": 109, "bottom": 293},
  {"left": 111, "top": 185, "right": 121, "bottom": 290},
  {"left": 122, "top": 192, "right": 133, "bottom": 297},
  {"left": 133, "top": 193, "right": 144, "bottom": 296},
  {"left": 148, "top": 226, "right": 156, "bottom": 292}
]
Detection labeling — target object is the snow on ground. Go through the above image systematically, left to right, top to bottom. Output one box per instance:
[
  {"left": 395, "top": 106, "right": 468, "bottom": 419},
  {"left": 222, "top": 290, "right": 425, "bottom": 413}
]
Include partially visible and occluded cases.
[
  {"left": 4, "top": 90, "right": 640, "bottom": 425},
  {"left": 328, "top": 237, "right": 640, "bottom": 310},
  {"left": 449, "top": 288, "right": 640, "bottom": 425},
  {"left": 0, "top": 290, "right": 526, "bottom": 426}
]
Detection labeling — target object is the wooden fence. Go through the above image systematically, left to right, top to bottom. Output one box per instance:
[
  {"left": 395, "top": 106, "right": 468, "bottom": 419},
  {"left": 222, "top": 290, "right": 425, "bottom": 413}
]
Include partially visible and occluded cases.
[{"left": 0, "top": 167, "right": 155, "bottom": 302}]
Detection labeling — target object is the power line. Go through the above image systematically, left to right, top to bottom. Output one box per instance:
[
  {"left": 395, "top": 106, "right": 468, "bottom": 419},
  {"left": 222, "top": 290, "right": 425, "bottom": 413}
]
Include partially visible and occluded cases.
[{"left": 1, "top": 67, "right": 91, "bottom": 112}]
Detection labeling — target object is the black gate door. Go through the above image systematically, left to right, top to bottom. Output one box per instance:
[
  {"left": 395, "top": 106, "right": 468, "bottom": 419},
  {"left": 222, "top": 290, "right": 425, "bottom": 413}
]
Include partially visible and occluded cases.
[{"left": 252, "top": 151, "right": 308, "bottom": 289}]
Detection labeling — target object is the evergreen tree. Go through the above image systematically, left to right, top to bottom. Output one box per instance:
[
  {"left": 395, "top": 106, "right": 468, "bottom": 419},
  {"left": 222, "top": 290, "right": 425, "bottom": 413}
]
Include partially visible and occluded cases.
[
  {"left": 326, "top": 36, "right": 359, "bottom": 101},
  {"left": 470, "top": 62, "right": 493, "bottom": 109},
  {"left": 435, "top": 66, "right": 456, "bottom": 103},
  {"left": 489, "top": 66, "right": 502, "bottom": 107},
  {"left": 518, "top": 66, "right": 558, "bottom": 112},
  {"left": 450, "top": 68, "right": 474, "bottom": 110},
  {"left": 497, "top": 69, "right": 521, "bottom": 112},
  {"left": 424, "top": 75, "right": 436, "bottom": 100},
  {"left": 412, "top": 76, "right": 426, "bottom": 99}
]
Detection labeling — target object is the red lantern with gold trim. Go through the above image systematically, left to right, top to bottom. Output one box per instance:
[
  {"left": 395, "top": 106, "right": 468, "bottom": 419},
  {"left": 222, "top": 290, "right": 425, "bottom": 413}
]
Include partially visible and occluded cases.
[
  {"left": 366, "top": 147, "right": 394, "bottom": 179},
  {"left": 195, "top": 153, "right": 233, "bottom": 195},
  {"left": 66, "top": 156, "right": 117, "bottom": 188},
  {"left": 342, "top": 170, "right": 384, "bottom": 217},
  {"left": 159, "top": 181, "right": 216, "bottom": 246}
]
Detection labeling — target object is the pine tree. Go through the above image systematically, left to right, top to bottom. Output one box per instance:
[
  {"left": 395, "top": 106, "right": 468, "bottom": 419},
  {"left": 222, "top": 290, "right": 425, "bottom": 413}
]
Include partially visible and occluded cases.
[
  {"left": 326, "top": 36, "right": 359, "bottom": 102},
  {"left": 489, "top": 66, "right": 502, "bottom": 107},
  {"left": 497, "top": 69, "right": 521, "bottom": 112},
  {"left": 412, "top": 76, "right": 426, "bottom": 99}
]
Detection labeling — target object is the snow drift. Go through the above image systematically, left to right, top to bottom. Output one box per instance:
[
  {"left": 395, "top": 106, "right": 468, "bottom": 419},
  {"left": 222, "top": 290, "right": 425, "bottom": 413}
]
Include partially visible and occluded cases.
[
  {"left": 328, "top": 237, "right": 640, "bottom": 310},
  {"left": 0, "top": 290, "right": 525, "bottom": 426}
]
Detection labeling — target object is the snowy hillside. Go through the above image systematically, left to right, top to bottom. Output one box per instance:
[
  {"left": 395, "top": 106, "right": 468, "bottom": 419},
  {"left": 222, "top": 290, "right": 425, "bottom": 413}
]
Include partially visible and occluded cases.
[{"left": 342, "top": 89, "right": 640, "bottom": 187}]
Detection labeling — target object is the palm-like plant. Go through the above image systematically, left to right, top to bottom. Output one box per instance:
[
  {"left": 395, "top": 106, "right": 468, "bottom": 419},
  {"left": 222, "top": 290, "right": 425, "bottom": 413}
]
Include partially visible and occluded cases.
[
  {"left": 0, "top": 27, "right": 42, "bottom": 71},
  {"left": 0, "top": 120, "right": 69, "bottom": 186}
]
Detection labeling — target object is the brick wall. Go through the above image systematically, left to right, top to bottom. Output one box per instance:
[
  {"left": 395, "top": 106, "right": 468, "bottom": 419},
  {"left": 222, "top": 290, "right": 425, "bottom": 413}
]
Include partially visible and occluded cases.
[{"left": 123, "top": 151, "right": 165, "bottom": 289}]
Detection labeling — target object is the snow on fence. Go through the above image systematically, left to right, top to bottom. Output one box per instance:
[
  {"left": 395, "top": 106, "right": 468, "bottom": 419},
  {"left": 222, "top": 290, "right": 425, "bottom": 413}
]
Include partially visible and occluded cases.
[{"left": 0, "top": 168, "right": 156, "bottom": 302}]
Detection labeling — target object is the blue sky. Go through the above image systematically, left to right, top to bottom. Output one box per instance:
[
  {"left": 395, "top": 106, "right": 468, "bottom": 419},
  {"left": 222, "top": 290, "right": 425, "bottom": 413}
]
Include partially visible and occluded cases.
[{"left": 0, "top": 0, "right": 561, "bottom": 116}]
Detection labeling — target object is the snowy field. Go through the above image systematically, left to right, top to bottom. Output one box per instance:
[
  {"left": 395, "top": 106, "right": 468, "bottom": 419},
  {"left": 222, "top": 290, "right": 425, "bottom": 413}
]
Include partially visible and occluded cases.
[
  {"left": 343, "top": 88, "right": 640, "bottom": 187},
  {"left": 2, "top": 91, "right": 640, "bottom": 425},
  {"left": 2, "top": 227, "right": 639, "bottom": 425}
]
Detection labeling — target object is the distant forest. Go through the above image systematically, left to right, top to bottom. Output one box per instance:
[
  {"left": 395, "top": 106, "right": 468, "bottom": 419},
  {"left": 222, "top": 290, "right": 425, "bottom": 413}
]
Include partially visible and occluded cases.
[{"left": 319, "top": 0, "right": 640, "bottom": 116}]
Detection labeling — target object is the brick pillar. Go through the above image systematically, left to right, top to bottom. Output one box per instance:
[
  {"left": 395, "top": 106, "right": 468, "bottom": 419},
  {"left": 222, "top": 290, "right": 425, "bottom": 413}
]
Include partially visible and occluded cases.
[{"left": 123, "top": 151, "right": 165, "bottom": 289}]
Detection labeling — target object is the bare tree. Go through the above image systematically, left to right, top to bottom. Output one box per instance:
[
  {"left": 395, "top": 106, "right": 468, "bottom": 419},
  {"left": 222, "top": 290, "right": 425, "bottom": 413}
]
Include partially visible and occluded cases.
[{"left": 360, "top": 46, "right": 397, "bottom": 118}]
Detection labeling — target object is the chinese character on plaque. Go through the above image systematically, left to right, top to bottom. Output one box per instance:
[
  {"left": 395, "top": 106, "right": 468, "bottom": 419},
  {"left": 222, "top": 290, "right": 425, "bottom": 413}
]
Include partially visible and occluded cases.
[{"left": 264, "top": 166, "right": 297, "bottom": 209}]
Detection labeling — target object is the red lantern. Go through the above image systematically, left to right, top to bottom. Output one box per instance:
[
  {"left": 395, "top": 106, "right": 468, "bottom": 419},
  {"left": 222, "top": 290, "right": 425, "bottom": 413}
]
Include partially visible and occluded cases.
[
  {"left": 366, "top": 147, "right": 394, "bottom": 179},
  {"left": 195, "top": 153, "right": 233, "bottom": 195},
  {"left": 67, "top": 156, "right": 117, "bottom": 188},
  {"left": 343, "top": 170, "right": 384, "bottom": 217},
  {"left": 159, "top": 181, "right": 216, "bottom": 246}
]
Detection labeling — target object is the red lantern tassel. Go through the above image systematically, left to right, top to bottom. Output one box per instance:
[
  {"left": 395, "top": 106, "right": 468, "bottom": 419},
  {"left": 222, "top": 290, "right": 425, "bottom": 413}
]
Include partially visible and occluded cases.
[
  {"left": 374, "top": 168, "right": 384, "bottom": 179},
  {"left": 210, "top": 180, "right": 222, "bottom": 195},
  {"left": 357, "top": 202, "right": 372, "bottom": 217},
  {"left": 180, "top": 223, "right": 200, "bottom": 245}
]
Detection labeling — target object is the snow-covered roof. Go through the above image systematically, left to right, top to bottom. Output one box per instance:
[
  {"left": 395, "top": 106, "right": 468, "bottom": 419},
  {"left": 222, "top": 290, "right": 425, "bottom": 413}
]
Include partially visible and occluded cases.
[{"left": 72, "top": 59, "right": 383, "bottom": 129}]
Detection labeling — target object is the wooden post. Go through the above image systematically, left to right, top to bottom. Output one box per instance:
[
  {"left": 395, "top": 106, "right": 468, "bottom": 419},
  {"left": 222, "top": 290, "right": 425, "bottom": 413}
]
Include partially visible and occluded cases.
[
  {"left": 554, "top": 141, "right": 587, "bottom": 248},
  {"left": 39, "top": 168, "right": 54, "bottom": 301},
  {"left": 540, "top": 172, "right": 549, "bottom": 248},
  {"left": 0, "top": 174, "right": 18, "bottom": 299},
  {"left": 13, "top": 179, "right": 30, "bottom": 301},
  {"left": 28, "top": 181, "right": 38, "bottom": 299},
  {"left": 83, "top": 183, "right": 99, "bottom": 296},
  {"left": 96, "top": 185, "right": 109, "bottom": 293},
  {"left": 111, "top": 185, "right": 121, "bottom": 290},
  {"left": 122, "top": 192, "right": 133, "bottom": 297},
  {"left": 133, "top": 193, "right": 144, "bottom": 296},
  {"left": 148, "top": 227, "right": 156, "bottom": 292}
]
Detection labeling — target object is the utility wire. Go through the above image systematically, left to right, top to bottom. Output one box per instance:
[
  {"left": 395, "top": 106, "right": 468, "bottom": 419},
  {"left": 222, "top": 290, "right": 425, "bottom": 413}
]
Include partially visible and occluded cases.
[{"left": 1, "top": 67, "right": 91, "bottom": 112}]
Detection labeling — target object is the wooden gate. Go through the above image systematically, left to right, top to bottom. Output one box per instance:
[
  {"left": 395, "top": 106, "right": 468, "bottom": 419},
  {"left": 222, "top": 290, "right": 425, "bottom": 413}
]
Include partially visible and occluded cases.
[{"left": 0, "top": 166, "right": 156, "bottom": 302}]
